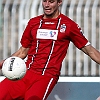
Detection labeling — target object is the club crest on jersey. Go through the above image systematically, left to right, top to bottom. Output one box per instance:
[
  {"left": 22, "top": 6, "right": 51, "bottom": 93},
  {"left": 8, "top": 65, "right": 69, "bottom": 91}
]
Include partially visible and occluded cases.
[{"left": 60, "top": 24, "right": 66, "bottom": 33}]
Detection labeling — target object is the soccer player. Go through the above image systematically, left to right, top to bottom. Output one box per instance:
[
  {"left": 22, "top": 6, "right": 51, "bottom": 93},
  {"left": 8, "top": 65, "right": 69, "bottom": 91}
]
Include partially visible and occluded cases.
[{"left": 0, "top": 0, "right": 100, "bottom": 100}]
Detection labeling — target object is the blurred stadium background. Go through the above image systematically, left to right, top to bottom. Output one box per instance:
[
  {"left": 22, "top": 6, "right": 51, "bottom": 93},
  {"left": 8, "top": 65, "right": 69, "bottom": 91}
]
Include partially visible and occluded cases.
[
  {"left": 0, "top": 0, "right": 100, "bottom": 77},
  {"left": 0, "top": 0, "right": 100, "bottom": 100}
]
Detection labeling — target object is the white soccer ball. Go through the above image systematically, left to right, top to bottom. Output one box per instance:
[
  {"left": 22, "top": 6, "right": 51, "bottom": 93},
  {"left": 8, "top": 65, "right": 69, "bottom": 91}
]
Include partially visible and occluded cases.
[{"left": 2, "top": 56, "right": 27, "bottom": 80}]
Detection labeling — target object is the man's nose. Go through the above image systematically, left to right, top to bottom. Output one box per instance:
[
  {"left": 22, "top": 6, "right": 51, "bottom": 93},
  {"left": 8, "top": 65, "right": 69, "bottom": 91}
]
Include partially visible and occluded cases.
[{"left": 45, "top": 1, "right": 50, "bottom": 6}]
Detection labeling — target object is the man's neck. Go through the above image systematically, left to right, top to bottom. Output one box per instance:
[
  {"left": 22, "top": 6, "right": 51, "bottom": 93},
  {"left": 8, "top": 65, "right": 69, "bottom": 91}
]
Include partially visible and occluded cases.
[{"left": 43, "top": 11, "right": 60, "bottom": 19}]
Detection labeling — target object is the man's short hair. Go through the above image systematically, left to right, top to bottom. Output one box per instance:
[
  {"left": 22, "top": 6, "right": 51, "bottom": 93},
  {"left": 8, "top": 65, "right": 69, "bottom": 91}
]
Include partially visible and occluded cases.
[{"left": 57, "top": 0, "right": 61, "bottom": 2}]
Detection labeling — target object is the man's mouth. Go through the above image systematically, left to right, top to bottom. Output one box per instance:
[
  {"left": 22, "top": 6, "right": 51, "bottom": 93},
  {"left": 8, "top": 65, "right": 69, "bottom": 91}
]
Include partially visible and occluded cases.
[
  {"left": 44, "top": 8, "right": 51, "bottom": 11},
  {"left": 44, "top": 9, "right": 52, "bottom": 13}
]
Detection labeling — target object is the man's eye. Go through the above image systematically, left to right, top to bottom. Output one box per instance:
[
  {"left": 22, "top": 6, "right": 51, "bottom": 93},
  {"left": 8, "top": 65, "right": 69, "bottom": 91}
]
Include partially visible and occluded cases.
[
  {"left": 43, "top": 0, "right": 46, "bottom": 2},
  {"left": 43, "top": 0, "right": 55, "bottom": 3},
  {"left": 49, "top": 0, "right": 54, "bottom": 3}
]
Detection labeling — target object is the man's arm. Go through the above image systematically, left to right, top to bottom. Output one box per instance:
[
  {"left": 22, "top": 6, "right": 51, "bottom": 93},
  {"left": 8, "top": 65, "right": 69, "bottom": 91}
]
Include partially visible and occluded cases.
[
  {"left": 81, "top": 44, "right": 100, "bottom": 64},
  {"left": 0, "top": 46, "right": 29, "bottom": 69},
  {"left": 11, "top": 46, "right": 29, "bottom": 59}
]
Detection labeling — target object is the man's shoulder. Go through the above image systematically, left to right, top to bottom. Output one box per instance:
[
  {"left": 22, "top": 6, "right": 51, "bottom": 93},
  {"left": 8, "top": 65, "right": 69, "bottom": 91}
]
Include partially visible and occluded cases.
[
  {"left": 60, "top": 14, "right": 77, "bottom": 26},
  {"left": 60, "top": 14, "right": 74, "bottom": 23},
  {"left": 60, "top": 14, "right": 70, "bottom": 20},
  {"left": 29, "top": 15, "right": 43, "bottom": 22}
]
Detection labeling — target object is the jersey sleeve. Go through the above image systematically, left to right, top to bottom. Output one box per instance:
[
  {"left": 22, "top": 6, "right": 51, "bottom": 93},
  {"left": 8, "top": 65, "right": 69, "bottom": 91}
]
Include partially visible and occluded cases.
[
  {"left": 20, "top": 19, "right": 33, "bottom": 48},
  {"left": 69, "top": 22, "right": 89, "bottom": 49}
]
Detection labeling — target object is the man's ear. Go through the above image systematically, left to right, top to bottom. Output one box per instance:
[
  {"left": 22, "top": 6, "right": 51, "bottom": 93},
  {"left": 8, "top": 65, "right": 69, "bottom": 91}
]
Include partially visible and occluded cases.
[{"left": 58, "top": 0, "right": 62, "bottom": 7}]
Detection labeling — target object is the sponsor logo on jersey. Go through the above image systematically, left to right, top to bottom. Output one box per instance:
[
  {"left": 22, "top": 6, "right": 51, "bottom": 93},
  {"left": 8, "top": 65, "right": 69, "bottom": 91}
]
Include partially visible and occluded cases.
[
  {"left": 45, "top": 22, "right": 55, "bottom": 24},
  {"left": 60, "top": 24, "right": 66, "bottom": 33},
  {"left": 37, "top": 29, "right": 58, "bottom": 40},
  {"left": 49, "top": 31, "right": 56, "bottom": 37}
]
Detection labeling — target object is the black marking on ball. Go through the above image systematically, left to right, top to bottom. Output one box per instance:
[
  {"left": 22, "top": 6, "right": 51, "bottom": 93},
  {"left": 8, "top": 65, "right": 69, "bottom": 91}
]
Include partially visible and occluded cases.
[{"left": 9, "top": 58, "right": 15, "bottom": 71}]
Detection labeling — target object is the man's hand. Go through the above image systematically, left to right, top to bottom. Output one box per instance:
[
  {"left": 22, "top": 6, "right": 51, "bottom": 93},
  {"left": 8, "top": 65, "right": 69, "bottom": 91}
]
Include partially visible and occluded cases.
[{"left": 0, "top": 60, "right": 5, "bottom": 69}]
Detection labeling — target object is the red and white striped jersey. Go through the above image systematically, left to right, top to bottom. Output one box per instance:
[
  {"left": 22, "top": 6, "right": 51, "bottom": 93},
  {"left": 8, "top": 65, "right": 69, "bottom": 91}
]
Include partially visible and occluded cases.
[{"left": 20, "top": 14, "right": 89, "bottom": 78}]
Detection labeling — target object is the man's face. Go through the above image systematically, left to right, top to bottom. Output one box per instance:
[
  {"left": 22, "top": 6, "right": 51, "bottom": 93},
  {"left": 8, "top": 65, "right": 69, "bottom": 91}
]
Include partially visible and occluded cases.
[{"left": 42, "top": 0, "right": 62, "bottom": 18}]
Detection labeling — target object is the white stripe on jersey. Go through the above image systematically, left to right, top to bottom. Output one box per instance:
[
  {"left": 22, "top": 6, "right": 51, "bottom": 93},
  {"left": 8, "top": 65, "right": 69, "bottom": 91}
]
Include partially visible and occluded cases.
[
  {"left": 42, "top": 18, "right": 61, "bottom": 75},
  {"left": 56, "top": 18, "right": 61, "bottom": 29},
  {"left": 39, "top": 19, "right": 43, "bottom": 28},
  {"left": 28, "top": 40, "right": 39, "bottom": 69},
  {"left": 42, "top": 41, "right": 55, "bottom": 75},
  {"left": 85, "top": 41, "right": 90, "bottom": 46},
  {"left": 28, "top": 55, "right": 35, "bottom": 69},
  {"left": 42, "top": 78, "right": 54, "bottom": 100}
]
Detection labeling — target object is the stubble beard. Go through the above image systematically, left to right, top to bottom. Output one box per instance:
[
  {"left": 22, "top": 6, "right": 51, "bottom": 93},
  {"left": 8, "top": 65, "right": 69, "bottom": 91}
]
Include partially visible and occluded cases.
[{"left": 44, "top": 9, "right": 59, "bottom": 19}]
